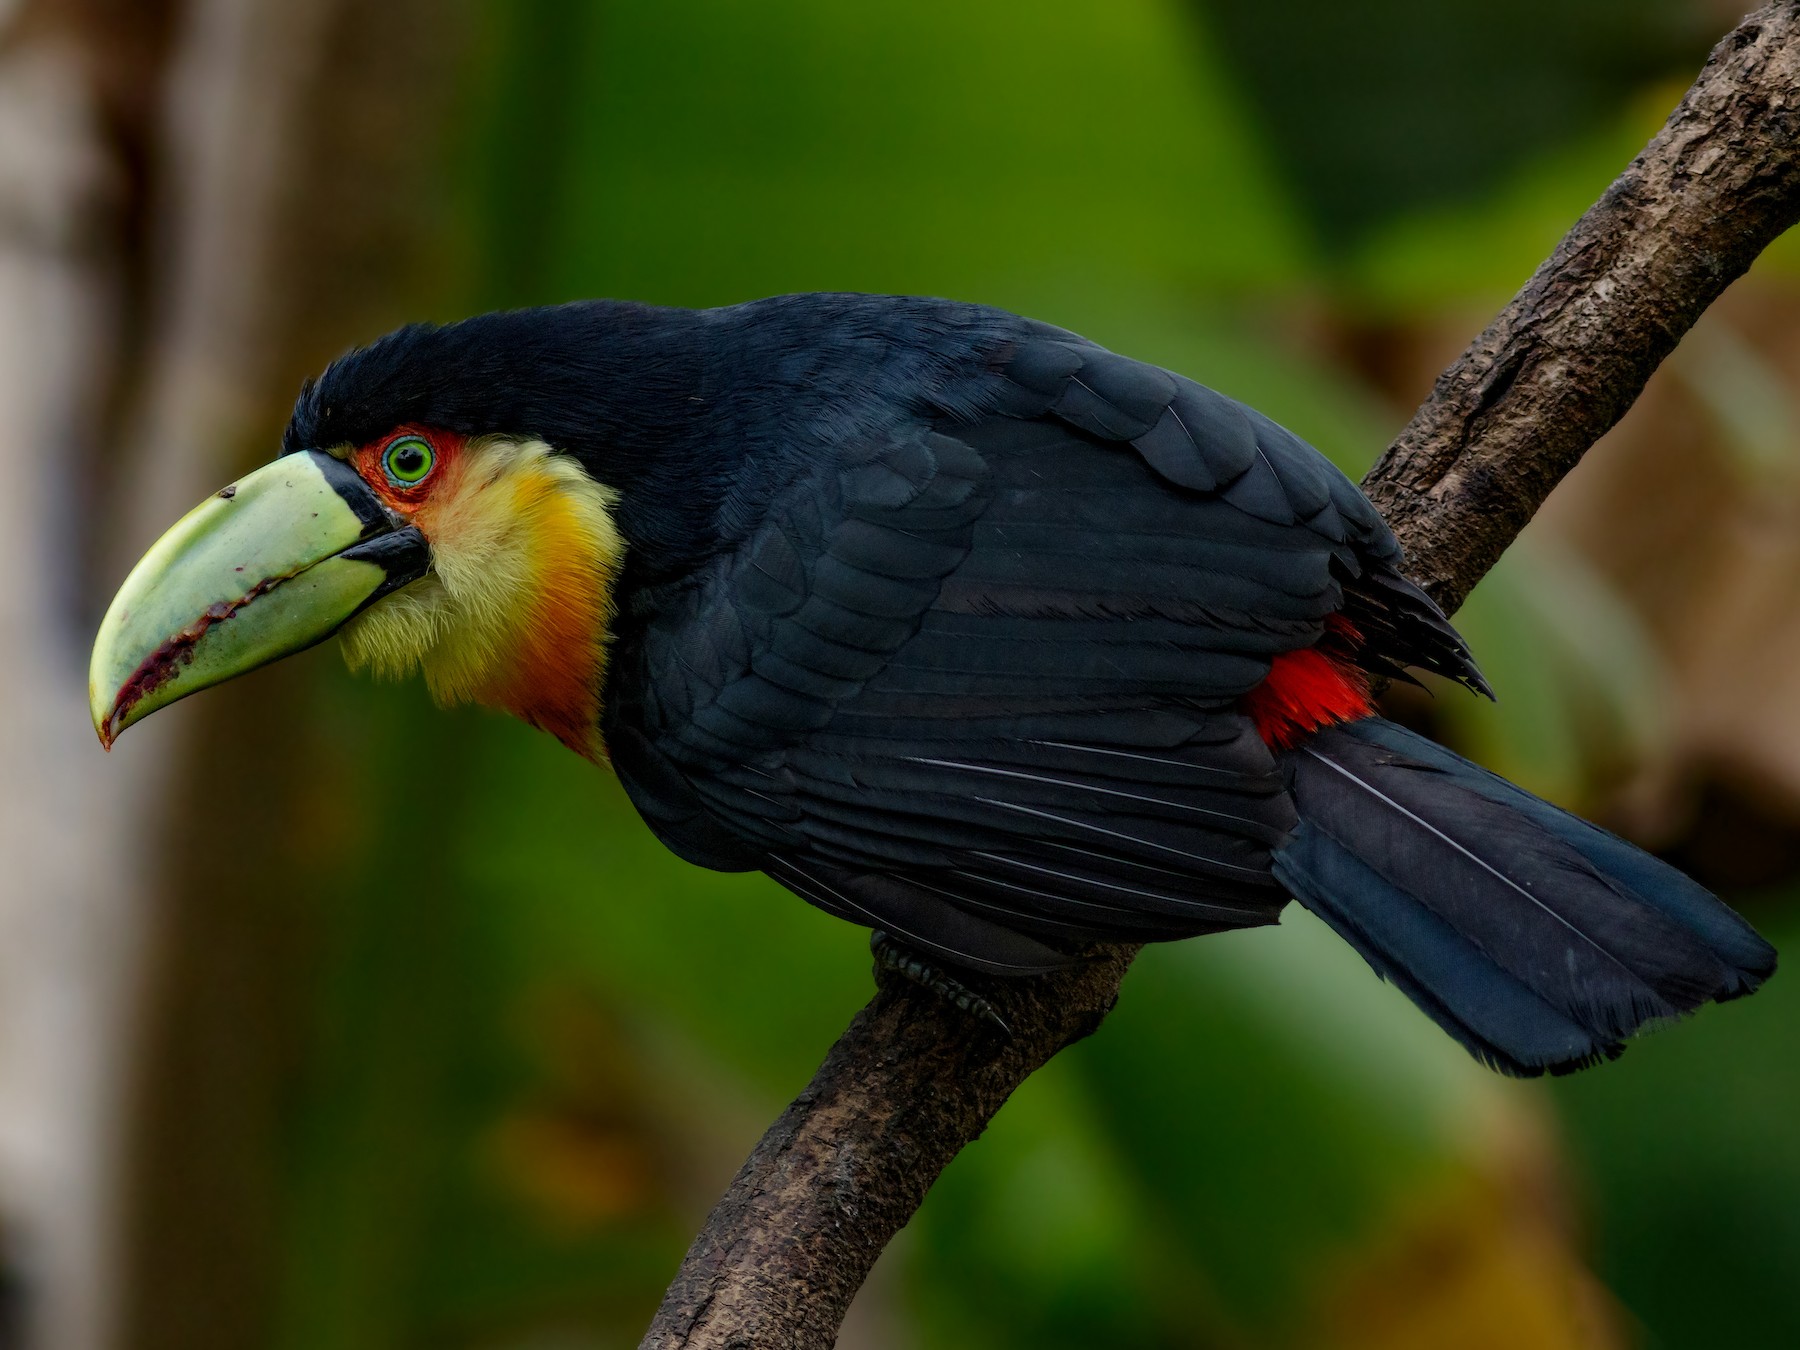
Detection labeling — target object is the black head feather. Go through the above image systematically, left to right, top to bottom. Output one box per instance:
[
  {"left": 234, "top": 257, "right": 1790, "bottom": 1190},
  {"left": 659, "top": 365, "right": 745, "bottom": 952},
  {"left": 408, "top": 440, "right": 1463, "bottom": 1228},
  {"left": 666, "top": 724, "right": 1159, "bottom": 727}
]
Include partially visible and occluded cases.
[
  {"left": 279, "top": 294, "right": 1027, "bottom": 580},
  {"left": 281, "top": 301, "right": 708, "bottom": 469}
]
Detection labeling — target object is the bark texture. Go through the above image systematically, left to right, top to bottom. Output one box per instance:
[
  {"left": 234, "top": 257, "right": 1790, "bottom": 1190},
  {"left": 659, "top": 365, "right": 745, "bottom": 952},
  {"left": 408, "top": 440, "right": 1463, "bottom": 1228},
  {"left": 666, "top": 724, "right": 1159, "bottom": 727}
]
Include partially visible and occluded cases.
[
  {"left": 1362, "top": 1, "right": 1800, "bottom": 616},
  {"left": 640, "top": 4, "right": 1800, "bottom": 1348},
  {"left": 643, "top": 947, "right": 1137, "bottom": 1349}
]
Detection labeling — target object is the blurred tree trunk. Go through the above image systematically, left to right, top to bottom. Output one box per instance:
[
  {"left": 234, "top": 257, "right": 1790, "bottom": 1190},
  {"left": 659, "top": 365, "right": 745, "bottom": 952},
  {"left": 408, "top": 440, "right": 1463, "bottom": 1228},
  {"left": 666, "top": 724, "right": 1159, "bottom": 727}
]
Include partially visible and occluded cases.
[
  {"left": 0, "top": 0, "right": 460, "bottom": 1345},
  {"left": 111, "top": 2, "right": 464, "bottom": 1348},
  {"left": 0, "top": 4, "right": 178, "bottom": 1347}
]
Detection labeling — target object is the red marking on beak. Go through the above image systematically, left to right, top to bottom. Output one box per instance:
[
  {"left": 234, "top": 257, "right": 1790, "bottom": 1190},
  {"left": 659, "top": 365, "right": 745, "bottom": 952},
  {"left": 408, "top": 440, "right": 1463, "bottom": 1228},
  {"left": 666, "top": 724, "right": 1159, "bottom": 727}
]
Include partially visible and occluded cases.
[{"left": 98, "top": 572, "right": 295, "bottom": 749}]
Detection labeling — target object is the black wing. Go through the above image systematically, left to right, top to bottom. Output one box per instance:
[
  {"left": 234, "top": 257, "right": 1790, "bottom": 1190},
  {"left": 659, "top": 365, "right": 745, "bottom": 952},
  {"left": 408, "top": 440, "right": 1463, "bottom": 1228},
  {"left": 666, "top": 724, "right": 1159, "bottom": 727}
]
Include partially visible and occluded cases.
[{"left": 608, "top": 327, "right": 1479, "bottom": 973}]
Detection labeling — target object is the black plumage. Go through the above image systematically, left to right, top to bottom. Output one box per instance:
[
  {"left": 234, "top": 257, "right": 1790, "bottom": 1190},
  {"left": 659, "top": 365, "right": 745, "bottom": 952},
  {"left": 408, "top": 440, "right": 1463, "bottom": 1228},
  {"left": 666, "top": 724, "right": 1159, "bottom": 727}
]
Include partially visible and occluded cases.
[
  {"left": 287, "top": 292, "right": 1775, "bottom": 1074},
  {"left": 1276, "top": 720, "right": 1774, "bottom": 1074}
]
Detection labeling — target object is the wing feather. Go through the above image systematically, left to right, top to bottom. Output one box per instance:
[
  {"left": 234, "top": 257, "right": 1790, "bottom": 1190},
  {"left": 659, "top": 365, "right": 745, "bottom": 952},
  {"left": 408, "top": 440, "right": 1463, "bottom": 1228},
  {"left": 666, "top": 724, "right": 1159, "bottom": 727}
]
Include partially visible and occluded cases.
[{"left": 609, "top": 324, "right": 1482, "bottom": 968}]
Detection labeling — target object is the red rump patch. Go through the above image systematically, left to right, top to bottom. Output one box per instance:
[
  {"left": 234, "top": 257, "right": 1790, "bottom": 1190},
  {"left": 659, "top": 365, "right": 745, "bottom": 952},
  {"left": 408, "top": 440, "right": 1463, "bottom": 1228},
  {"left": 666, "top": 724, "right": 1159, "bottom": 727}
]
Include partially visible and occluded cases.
[{"left": 1242, "top": 615, "right": 1373, "bottom": 750}]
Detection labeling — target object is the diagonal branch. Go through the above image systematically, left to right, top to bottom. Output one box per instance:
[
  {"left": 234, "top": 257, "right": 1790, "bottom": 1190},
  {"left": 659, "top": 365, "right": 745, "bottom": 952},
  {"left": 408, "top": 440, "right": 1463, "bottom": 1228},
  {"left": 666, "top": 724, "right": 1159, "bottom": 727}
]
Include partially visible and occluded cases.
[
  {"left": 1361, "top": 1, "right": 1800, "bottom": 616},
  {"left": 641, "top": 6, "right": 1800, "bottom": 1346}
]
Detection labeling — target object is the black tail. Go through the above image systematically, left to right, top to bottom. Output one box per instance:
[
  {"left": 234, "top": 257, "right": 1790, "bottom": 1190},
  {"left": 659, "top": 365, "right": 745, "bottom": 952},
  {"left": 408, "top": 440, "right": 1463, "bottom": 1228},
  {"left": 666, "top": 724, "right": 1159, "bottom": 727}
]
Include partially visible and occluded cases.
[{"left": 1273, "top": 718, "right": 1776, "bottom": 1076}]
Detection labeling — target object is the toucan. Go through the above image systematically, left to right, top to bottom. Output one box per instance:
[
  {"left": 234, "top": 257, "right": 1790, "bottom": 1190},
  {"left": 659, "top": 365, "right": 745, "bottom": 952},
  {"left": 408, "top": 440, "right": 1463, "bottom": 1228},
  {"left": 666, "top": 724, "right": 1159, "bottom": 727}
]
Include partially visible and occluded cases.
[{"left": 89, "top": 293, "right": 1776, "bottom": 1075}]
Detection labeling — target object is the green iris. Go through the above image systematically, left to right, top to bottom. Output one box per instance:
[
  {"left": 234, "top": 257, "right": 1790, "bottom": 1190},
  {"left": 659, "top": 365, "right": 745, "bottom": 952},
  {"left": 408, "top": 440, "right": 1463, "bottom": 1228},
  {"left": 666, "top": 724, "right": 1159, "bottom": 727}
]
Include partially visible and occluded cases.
[{"left": 383, "top": 435, "right": 435, "bottom": 486}]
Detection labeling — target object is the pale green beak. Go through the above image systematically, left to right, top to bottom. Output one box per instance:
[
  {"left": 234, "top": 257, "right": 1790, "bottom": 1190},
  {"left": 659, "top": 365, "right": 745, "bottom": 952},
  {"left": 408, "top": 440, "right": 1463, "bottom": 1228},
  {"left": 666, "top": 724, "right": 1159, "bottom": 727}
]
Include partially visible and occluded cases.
[{"left": 89, "top": 450, "right": 429, "bottom": 748}]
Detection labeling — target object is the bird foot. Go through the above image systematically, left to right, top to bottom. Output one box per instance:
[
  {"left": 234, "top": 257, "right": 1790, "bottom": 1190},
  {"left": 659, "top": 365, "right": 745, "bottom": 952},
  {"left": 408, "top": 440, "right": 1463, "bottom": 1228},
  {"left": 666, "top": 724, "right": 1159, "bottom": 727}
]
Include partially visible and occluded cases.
[{"left": 870, "top": 930, "right": 1011, "bottom": 1034}]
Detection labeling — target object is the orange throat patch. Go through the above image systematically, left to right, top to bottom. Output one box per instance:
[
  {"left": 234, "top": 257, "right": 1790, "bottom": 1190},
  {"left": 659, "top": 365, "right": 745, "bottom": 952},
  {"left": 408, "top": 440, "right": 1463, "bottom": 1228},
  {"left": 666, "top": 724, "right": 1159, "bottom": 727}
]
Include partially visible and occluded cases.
[
  {"left": 338, "top": 433, "right": 623, "bottom": 763},
  {"left": 478, "top": 490, "right": 616, "bottom": 760}
]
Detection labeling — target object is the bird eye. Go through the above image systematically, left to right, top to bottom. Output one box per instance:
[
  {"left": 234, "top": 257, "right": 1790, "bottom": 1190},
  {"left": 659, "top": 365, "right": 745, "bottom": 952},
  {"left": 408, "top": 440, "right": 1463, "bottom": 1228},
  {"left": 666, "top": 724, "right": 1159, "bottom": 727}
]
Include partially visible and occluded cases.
[{"left": 382, "top": 435, "right": 435, "bottom": 487}]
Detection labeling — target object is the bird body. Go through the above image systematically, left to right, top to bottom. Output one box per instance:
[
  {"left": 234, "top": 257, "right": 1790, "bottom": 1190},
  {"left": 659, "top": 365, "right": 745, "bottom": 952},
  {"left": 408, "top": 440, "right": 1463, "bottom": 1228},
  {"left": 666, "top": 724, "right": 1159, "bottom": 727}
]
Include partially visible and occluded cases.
[{"left": 90, "top": 293, "right": 1776, "bottom": 1075}]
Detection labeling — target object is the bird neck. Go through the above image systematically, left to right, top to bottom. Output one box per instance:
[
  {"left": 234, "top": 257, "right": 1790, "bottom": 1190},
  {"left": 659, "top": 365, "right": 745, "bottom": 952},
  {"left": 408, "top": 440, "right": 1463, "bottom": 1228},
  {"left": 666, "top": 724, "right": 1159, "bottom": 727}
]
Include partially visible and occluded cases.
[{"left": 339, "top": 437, "right": 623, "bottom": 761}]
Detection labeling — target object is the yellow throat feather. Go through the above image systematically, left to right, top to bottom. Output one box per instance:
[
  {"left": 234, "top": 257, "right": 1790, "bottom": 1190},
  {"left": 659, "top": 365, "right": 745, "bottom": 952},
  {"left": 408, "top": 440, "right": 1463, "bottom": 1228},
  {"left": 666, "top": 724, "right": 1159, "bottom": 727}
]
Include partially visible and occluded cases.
[{"left": 339, "top": 436, "right": 623, "bottom": 759}]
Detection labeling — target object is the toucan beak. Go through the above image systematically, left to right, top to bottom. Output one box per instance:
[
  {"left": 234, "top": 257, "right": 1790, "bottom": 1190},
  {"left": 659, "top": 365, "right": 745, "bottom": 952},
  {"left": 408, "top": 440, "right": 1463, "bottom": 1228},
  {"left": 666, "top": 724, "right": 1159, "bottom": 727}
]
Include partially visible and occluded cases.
[{"left": 89, "top": 450, "right": 429, "bottom": 748}]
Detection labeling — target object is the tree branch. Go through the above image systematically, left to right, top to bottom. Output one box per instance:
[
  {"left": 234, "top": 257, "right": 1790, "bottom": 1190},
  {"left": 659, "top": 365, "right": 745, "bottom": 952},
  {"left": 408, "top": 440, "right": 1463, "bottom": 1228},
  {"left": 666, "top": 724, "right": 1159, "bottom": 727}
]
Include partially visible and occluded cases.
[
  {"left": 1362, "top": 2, "right": 1800, "bottom": 616},
  {"left": 642, "top": 6, "right": 1800, "bottom": 1346}
]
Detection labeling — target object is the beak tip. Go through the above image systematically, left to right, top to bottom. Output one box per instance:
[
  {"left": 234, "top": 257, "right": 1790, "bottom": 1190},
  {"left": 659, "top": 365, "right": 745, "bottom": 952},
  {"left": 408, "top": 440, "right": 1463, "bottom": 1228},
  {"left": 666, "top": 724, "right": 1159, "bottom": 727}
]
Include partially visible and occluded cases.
[{"left": 89, "top": 680, "right": 125, "bottom": 751}]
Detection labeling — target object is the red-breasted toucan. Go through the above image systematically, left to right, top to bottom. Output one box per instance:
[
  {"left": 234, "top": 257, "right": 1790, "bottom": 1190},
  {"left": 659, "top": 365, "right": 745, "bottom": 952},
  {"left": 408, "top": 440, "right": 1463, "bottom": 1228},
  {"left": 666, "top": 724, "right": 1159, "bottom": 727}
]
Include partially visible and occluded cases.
[{"left": 89, "top": 294, "right": 1776, "bottom": 1074}]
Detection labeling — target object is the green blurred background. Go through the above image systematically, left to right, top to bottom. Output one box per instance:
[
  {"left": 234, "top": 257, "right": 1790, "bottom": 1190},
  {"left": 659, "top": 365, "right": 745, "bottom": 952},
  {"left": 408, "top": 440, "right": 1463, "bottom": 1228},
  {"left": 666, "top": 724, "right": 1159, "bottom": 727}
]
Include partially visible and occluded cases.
[{"left": 10, "top": 1, "right": 1800, "bottom": 1347}]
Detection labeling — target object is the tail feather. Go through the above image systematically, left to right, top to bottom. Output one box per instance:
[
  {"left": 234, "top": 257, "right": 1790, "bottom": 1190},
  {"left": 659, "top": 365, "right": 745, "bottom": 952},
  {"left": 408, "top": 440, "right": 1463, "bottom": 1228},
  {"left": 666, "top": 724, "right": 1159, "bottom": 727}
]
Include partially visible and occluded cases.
[
  {"left": 1274, "top": 719, "right": 1776, "bottom": 1076},
  {"left": 1343, "top": 719, "right": 1773, "bottom": 990},
  {"left": 1275, "top": 814, "right": 1608, "bottom": 1073}
]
